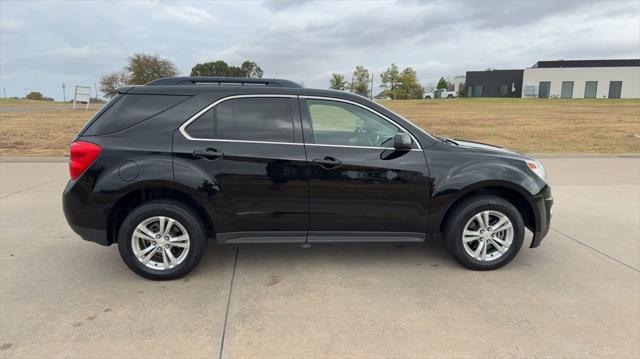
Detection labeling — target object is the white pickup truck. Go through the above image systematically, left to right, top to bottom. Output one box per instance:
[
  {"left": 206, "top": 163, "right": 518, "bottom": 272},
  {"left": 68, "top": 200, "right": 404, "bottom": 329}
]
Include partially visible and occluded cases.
[{"left": 424, "top": 89, "right": 458, "bottom": 99}]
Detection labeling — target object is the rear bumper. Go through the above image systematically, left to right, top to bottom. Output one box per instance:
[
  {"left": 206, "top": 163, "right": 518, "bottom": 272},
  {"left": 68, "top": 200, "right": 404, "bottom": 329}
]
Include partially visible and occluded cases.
[
  {"left": 62, "top": 180, "right": 111, "bottom": 246},
  {"left": 530, "top": 186, "right": 553, "bottom": 248},
  {"left": 66, "top": 222, "right": 110, "bottom": 246}
]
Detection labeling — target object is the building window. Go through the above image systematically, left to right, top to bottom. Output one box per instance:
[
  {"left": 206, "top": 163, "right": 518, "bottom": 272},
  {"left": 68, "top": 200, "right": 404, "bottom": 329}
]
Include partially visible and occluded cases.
[
  {"left": 538, "top": 81, "right": 551, "bottom": 98},
  {"left": 561, "top": 81, "right": 574, "bottom": 99},
  {"left": 584, "top": 81, "right": 598, "bottom": 98},
  {"left": 608, "top": 81, "right": 622, "bottom": 99},
  {"left": 473, "top": 85, "right": 483, "bottom": 97},
  {"left": 499, "top": 85, "right": 509, "bottom": 97},
  {"left": 467, "top": 86, "right": 473, "bottom": 97},
  {"left": 523, "top": 86, "right": 536, "bottom": 97}
]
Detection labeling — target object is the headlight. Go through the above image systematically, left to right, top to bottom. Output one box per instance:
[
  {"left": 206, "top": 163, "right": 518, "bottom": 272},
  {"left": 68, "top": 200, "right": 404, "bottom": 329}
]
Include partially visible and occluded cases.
[{"left": 525, "top": 159, "right": 547, "bottom": 181}]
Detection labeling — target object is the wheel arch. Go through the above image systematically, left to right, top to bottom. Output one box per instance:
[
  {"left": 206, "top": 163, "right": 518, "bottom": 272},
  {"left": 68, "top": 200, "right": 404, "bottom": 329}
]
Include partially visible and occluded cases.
[
  {"left": 437, "top": 183, "right": 537, "bottom": 237},
  {"left": 107, "top": 186, "right": 214, "bottom": 245}
]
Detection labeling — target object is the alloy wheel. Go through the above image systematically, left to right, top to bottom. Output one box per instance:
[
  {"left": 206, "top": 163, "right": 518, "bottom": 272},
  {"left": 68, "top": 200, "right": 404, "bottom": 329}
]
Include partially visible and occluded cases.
[
  {"left": 462, "top": 210, "right": 513, "bottom": 261},
  {"left": 131, "top": 216, "right": 190, "bottom": 270}
]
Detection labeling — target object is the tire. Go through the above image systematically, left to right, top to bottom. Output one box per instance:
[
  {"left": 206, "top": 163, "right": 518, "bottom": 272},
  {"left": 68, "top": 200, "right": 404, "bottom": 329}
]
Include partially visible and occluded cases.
[
  {"left": 447, "top": 94, "right": 454, "bottom": 99},
  {"left": 424, "top": 96, "right": 431, "bottom": 99},
  {"left": 443, "top": 195, "right": 524, "bottom": 270},
  {"left": 117, "top": 200, "right": 207, "bottom": 280}
]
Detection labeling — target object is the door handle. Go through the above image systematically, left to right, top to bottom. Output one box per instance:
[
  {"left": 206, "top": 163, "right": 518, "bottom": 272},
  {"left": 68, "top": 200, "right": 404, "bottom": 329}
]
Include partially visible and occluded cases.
[
  {"left": 193, "top": 148, "right": 224, "bottom": 160},
  {"left": 312, "top": 156, "right": 342, "bottom": 170}
]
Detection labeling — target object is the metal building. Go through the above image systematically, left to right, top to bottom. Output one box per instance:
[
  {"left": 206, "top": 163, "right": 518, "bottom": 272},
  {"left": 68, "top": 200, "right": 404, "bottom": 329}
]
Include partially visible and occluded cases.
[
  {"left": 521, "top": 59, "right": 640, "bottom": 99},
  {"left": 464, "top": 70, "right": 524, "bottom": 97}
]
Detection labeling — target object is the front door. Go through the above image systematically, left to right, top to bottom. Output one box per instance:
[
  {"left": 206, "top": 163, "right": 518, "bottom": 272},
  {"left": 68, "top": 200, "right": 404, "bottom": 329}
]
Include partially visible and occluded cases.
[
  {"left": 173, "top": 95, "right": 308, "bottom": 243},
  {"left": 299, "top": 97, "right": 430, "bottom": 242}
]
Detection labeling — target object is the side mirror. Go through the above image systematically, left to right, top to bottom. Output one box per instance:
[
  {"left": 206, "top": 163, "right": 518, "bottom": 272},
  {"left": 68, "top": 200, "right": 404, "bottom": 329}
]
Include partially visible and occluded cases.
[{"left": 393, "top": 133, "right": 412, "bottom": 150}]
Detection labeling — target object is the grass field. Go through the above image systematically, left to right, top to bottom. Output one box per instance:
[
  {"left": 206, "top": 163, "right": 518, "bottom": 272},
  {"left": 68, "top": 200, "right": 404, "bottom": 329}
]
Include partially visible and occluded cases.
[{"left": 1, "top": 98, "right": 639, "bottom": 156}]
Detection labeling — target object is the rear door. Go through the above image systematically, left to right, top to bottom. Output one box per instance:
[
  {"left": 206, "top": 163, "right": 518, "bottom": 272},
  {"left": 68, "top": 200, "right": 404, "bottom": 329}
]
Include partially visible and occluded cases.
[
  {"left": 172, "top": 95, "right": 309, "bottom": 243},
  {"left": 299, "top": 97, "right": 430, "bottom": 242}
]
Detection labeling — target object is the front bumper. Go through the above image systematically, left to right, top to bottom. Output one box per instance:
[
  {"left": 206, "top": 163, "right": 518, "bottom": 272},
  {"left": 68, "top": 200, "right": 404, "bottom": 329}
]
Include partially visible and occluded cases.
[{"left": 530, "top": 186, "right": 553, "bottom": 248}]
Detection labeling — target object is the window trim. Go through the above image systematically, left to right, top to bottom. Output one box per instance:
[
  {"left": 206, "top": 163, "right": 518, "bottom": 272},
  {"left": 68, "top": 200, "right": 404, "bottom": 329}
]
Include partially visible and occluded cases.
[{"left": 179, "top": 94, "right": 422, "bottom": 150}]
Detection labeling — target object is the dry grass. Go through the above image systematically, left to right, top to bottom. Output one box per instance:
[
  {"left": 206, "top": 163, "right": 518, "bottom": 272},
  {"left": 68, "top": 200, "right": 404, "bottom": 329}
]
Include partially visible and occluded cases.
[
  {"left": 1, "top": 98, "right": 639, "bottom": 156},
  {"left": 381, "top": 98, "right": 640, "bottom": 153}
]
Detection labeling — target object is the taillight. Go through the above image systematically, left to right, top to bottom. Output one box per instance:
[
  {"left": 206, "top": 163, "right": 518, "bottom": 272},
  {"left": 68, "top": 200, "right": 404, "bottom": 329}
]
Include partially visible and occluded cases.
[{"left": 69, "top": 141, "right": 102, "bottom": 180}]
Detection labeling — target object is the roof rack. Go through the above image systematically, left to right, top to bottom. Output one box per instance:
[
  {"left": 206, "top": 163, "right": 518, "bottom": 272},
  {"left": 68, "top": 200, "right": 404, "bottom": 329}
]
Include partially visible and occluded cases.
[{"left": 146, "top": 77, "right": 303, "bottom": 88}]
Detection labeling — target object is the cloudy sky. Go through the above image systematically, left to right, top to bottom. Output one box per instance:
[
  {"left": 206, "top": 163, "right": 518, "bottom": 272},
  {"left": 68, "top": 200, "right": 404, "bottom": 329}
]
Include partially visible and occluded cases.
[{"left": 1, "top": 0, "right": 639, "bottom": 100}]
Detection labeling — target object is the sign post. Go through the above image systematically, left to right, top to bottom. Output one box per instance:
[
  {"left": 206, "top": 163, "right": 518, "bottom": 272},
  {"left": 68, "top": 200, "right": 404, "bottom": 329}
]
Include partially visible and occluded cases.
[{"left": 73, "top": 86, "right": 91, "bottom": 110}]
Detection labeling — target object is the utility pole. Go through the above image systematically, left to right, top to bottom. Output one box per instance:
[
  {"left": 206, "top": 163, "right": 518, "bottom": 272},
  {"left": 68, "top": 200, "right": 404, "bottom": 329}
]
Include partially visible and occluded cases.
[
  {"left": 370, "top": 73, "right": 374, "bottom": 100},
  {"left": 62, "top": 83, "right": 66, "bottom": 102},
  {"left": 94, "top": 83, "right": 99, "bottom": 102},
  {"left": 2, "top": 88, "right": 6, "bottom": 98}
]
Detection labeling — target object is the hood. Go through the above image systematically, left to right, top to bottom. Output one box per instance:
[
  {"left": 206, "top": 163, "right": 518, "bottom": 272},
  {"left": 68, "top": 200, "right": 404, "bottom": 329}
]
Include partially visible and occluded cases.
[{"left": 451, "top": 139, "right": 529, "bottom": 160}]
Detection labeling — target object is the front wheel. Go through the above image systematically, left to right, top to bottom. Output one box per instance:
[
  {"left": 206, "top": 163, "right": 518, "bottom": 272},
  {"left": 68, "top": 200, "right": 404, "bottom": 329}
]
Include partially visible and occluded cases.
[
  {"left": 447, "top": 94, "right": 454, "bottom": 99},
  {"left": 424, "top": 96, "right": 431, "bottom": 99},
  {"left": 443, "top": 195, "right": 524, "bottom": 270},
  {"left": 117, "top": 200, "right": 207, "bottom": 280}
]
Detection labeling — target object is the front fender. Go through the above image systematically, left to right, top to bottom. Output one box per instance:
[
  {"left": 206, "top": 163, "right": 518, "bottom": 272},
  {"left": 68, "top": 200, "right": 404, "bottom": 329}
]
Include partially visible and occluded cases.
[{"left": 425, "top": 144, "right": 547, "bottom": 235}]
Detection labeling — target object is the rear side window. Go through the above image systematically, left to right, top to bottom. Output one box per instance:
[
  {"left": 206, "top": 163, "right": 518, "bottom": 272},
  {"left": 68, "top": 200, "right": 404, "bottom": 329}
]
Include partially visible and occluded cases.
[
  {"left": 85, "top": 94, "right": 188, "bottom": 135},
  {"left": 185, "top": 97, "right": 294, "bottom": 142}
]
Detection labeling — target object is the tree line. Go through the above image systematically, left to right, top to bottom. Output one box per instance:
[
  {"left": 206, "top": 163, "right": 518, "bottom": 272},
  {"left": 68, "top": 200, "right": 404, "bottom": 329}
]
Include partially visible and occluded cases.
[
  {"left": 99, "top": 53, "right": 441, "bottom": 100},
  {"left": 100, "top": 53, "right": 264, "bottom": 97},
  {"left": 329, "top": 64, "right": 425, "bottom": 99}
]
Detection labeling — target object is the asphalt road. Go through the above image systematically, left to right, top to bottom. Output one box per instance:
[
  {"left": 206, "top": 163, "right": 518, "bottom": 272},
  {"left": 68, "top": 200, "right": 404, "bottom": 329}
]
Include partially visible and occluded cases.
[{"left": 0, "top": 157, "right": 638, "bottom": 358}]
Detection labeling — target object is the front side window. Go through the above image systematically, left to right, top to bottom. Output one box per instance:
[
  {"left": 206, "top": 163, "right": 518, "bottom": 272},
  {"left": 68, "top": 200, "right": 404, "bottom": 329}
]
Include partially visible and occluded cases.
[
  {"left": 186, "top": 97, "right": 294, "bottom": 142},
  {"left": 305, "top": 99, "right": 401, "bottom": 148}
]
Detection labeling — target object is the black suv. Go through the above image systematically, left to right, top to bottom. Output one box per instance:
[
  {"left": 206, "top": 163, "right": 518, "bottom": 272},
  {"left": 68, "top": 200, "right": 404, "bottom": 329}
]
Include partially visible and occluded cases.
[{"left": 63, "top": 77, "right": 552, "bottom": 280}]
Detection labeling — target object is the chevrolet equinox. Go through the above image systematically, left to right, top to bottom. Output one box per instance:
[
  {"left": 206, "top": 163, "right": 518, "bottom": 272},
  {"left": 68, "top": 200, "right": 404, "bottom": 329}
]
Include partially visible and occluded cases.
[{"left": 63, "top": 77, "right": 553, "bottom": 280}]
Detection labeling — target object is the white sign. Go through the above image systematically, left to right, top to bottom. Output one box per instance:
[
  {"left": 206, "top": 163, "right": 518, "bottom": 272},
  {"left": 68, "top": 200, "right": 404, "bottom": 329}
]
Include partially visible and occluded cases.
[{"left": 73, "top": 85, "right": 91, "bottom": 110}]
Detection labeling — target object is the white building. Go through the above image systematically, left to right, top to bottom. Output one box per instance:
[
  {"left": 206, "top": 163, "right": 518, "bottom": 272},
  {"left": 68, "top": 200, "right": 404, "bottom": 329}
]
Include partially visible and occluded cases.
[{"left": 521, "top": 59, "right": 640, "bottom": 99}]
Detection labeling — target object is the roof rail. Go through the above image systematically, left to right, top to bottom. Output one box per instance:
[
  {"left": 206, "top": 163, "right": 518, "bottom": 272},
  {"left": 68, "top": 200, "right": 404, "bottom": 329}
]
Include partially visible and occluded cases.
[{"left": 145, "top": 77, "right": 303, "bottom": 88}]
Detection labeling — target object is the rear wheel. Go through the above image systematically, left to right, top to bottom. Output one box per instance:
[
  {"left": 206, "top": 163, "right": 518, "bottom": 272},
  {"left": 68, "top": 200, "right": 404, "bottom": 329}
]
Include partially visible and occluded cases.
[
  {"left": 447, "top": 94, "right": 454, "bottom": 99},
  {"left": 424, "top": 96, "right": 432, "bottom": 99},
  {"left": 443, "top": 195, "right": 524, "bottom": 270},
  {"left": 117, "top": 200, "right": 207, "bottom": 280}
]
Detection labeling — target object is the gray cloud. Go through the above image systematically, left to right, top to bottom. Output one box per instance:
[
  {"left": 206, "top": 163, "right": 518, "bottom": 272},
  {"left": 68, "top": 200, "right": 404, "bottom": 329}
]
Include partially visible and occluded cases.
[{"left": 1, "top": 0, "right": 638, "bottom": 99}]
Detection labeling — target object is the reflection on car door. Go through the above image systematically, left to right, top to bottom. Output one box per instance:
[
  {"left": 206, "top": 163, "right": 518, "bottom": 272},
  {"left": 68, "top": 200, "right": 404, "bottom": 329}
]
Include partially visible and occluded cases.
[
  {"left": 173, "top": 95, "right": 309, "bottom": 243},
  {"left": 299, "top": 97, "right": 430, "bottom": 242}
]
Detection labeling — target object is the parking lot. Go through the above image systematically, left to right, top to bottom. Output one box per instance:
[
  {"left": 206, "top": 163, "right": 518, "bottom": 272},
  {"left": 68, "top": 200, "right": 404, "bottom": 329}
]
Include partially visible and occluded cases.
[{"left": 0, "top": 157, "right": 638, "bottom": 358}]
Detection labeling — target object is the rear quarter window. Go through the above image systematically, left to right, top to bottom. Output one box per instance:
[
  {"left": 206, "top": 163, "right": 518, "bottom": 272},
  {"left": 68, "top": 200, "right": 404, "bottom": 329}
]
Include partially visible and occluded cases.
[{"left": 84, "top": 94, "right": 189, "bottom": 135}]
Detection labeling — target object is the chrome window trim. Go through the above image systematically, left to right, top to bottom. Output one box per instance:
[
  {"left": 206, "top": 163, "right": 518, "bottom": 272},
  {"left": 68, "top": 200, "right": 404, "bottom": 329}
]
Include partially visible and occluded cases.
[
  {"left": 179, "top": 94, "right": 423, "bottom": 151},
  {"left": 300, "top": 96, "right": 422, "bottom": 150}
]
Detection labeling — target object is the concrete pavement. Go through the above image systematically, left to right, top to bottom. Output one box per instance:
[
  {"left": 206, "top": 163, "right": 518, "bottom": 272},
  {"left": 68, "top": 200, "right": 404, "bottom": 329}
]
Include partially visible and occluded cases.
[{"left": 0, "top": 158, "right": 638, "bottom": 358}]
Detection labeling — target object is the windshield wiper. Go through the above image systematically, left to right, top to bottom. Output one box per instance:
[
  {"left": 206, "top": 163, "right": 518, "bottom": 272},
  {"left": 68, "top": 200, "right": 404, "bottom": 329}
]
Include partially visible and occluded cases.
[{"left": 435, "top": 136, "right": 459, "bottom": 146}]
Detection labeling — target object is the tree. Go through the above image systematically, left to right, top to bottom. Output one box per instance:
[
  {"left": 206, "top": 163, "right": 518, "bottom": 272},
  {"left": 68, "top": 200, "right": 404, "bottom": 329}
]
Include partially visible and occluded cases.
[
  {"left": 127, "top": 53, "right": 178, "bottom": 85},
  {"left": 190, "top": 60, "right": 263, "bottom": 78},
  {"left": 190, "top": 60, "right": 230, "bottom": 76},
  {"left": 240, "top": 61, "right": 264, "bottom": 78},
  {"left": 380, "top": 63, "right": 401, "bottom": 99},
  {"left": 351, "top": 65, "right": 370, "bottom": 97},
  {"left": 398, "top": 67, "right": 424, "bottom": 99},
  {"left": 100, "top": 70, "right": 130, "bottom": 98},
  {"left": 329, "top": 73, "right": 347, "bottom": 90},
  {"left": 436, "top": 77, "right": 449, "bottom": 90},
  {"left": 25, "top": 91, "right": 44, "bottom": 100}
]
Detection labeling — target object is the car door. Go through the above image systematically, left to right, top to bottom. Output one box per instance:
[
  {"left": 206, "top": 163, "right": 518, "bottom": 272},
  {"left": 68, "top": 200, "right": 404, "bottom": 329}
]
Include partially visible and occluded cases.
[
  {"left": 172, "top": 95, "right": 308, "bottom": 243},
  {"left": 299, "top": 97, "right": 430, "bottom": 242}
]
